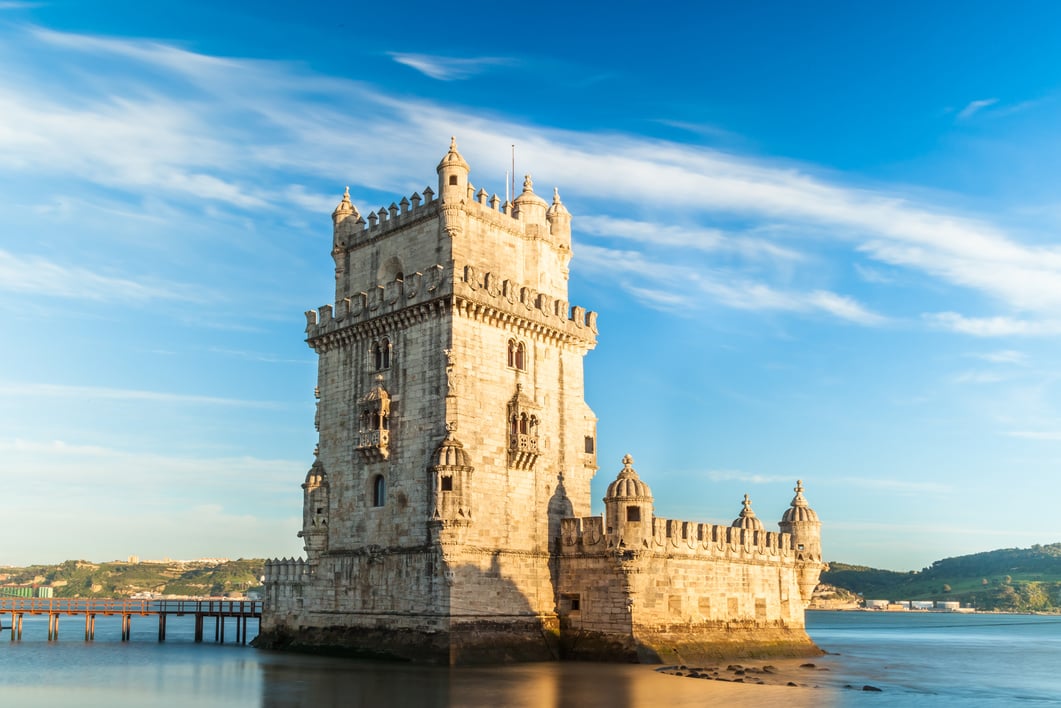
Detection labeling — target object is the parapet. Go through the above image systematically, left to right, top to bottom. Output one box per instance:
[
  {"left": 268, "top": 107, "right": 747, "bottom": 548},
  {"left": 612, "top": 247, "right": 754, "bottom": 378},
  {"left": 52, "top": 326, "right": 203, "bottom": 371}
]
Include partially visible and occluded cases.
[
  {"left": 333, "top": 186, "right": 439, "bottom": 246},
  {"left": 457, "top": 264, "right": 598, "bottom": 347},
  {"left": 305, "top": 265, "right": 449, "bottom": 346},
  {"left": 560, "top": 514, "right": 796, "bottom": 562},
  {"left": 264, "top": 557, "right": 307, "bottom": 583}
]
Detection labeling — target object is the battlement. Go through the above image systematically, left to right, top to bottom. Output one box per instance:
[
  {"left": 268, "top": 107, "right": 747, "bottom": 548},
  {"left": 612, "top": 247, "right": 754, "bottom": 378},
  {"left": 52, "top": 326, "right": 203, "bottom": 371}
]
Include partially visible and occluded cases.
[
  {"left": 333, "top": 179, "right": 568, "bottom": 248},
  {"left": 332, "top": 186, "right": 440, "bottom": 245},
  {"left": 304, "top": 263, "right": 598, "bottom": 348},
  {"left": 456, "top": 265, "right": 597, "bottom": 346},
  {"left": 560, "top": 515, "right": 796, "bottom": 562},
  {"left": 263, "top": 557, "right": 307, "bottom": 583}
]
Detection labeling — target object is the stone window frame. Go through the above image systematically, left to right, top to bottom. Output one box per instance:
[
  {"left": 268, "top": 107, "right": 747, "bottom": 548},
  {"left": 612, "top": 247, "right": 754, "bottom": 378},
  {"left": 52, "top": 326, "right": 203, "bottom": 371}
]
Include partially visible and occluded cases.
[
  {"left": 373, "top": 337, "right": 393, "bottom": 371},
  {"left": 506, "top": 339, "right": 527, "bottom": 371},
  {"left": 372, "top": 474, "right": 386, "bottom": 507}
]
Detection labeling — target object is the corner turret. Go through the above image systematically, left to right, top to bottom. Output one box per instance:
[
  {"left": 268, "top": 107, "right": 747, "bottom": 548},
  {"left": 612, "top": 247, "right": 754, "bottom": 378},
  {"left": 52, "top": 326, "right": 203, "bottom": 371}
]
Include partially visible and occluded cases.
[
  {"left": 436, "top": 136, "right": 470, "bottom": 202},
  {"left": 513, "top": 174, "right": 548, "bottom": 229},
  {"left": 546, "top": 187, "right": 572, "bottom": 248},
  {"left": 298, "top": 450, "right": 330, "bottom": 565},
  {"left": 604, "top": 454, "right": 654, "bottom": 549},
  {"left": 778, "top": 480, "right": 823, "bottom": 602},
  {"left": 731, "top": 494, "right": 764, "bottom": 531}
]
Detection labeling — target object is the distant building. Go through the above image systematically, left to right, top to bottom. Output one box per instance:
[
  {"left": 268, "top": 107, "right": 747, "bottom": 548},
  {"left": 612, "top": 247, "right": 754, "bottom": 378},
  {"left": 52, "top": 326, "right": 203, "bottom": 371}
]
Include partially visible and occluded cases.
[{"left": 261, "top": 140, "right": 824, "bottom": 663}]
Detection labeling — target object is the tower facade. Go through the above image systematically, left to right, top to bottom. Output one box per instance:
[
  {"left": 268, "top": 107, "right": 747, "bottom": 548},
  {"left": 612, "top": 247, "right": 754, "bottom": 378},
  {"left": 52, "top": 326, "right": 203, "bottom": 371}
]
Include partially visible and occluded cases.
[
  {"left": 261, "top": 139, "right": 599, "bottom": 662},
  {"left": 261, "top": 141, "right": 823, "bottom": 664}
]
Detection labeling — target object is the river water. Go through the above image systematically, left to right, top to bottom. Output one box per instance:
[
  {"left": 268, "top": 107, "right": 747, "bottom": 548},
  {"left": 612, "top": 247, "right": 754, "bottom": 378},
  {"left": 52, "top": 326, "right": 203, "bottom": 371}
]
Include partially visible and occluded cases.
[{"left": 0, "top": 610, "right": 1058, "bottom": 706}]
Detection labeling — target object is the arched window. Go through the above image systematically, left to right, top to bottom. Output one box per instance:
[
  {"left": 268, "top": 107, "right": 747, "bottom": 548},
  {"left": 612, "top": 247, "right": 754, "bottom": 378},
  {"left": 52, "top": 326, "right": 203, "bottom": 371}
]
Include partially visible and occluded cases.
[
  {"left": 373, "top": 338, "right": 392, "bottom": 371},
  {"left": 507, "top": 340, "right": 527, "bottom": 371},
  {"left": 515, "top": 342, "right": 526, "bottom": 371},
  {"left": 372, "top": 475, "right": 386, "bottom": 507}
]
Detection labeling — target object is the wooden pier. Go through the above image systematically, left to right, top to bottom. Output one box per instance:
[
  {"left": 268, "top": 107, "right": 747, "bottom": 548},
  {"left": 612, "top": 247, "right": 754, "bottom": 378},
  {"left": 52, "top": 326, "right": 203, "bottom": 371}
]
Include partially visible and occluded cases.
[{"left": 0, "top": 598, "right": 261, "bottom": 644}]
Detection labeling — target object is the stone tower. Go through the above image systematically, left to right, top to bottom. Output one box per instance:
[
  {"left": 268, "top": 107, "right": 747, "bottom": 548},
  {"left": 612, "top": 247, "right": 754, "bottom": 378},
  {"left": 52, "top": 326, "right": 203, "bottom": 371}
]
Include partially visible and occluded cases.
[
  {"left": 261, "top": 139, "right": 599, "bottom": 662},
  {"left": 262, "top": 140, "right": 823, "bottom": 665}
]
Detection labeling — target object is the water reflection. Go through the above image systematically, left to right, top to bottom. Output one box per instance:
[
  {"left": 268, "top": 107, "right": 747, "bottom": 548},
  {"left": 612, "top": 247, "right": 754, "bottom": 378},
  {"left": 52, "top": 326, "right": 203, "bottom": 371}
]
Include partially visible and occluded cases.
[{"left": 259, "top": 656, "right": 837, "bottom": 708}]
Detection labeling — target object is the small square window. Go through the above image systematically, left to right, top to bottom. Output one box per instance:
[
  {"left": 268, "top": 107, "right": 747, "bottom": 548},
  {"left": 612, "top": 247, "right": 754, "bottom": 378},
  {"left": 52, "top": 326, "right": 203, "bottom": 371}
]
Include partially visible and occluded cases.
[
  {"left": 584, "top": 436, "right": 595, "bottom": 454},
  {"left": 440, "top": 476, "right": 453, "bottom": 492},
  {"left": 626, "top": 506, "right": 641, "bottom": 522}
]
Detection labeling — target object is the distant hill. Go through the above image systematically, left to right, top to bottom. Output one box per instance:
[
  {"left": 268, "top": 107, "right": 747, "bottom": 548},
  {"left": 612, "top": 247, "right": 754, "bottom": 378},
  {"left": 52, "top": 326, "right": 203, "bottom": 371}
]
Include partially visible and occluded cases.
[
  {"left": 822, "top": 543, "right": 1061, "bottom": 612},
  {"left": 0, "top": 559, "right": 265, "bottom": 598}
]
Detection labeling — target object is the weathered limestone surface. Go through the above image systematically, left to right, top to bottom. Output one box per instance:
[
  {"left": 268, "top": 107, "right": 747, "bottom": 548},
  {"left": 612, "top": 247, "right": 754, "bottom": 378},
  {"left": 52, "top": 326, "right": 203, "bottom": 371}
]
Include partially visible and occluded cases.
[{"left": 260, "top": 140, "right": 824, "bottom": 664}]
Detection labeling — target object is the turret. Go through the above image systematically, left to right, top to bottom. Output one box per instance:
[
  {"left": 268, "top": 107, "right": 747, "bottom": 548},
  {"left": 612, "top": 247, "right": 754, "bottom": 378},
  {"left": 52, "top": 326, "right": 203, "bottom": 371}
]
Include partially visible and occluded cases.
[
  {"left": 436, "top": 136, "right": 470, "bottom": 203},
  {"left": 513, "top": 174, "right": 548, "bottom": 229},
  {"left": 331, "top": 186, "right": 362, "bottom": 238},
  {"left": 546, "top": 187, "right": 572, "bottom": 247},
  {"left": 429, "top": 433, "right": 474, "bottom": 525},
  {"left": 298, "top": 452, "right": 330, "bottom": 564},
  {"left": 604, "top": 454, "right": 653, "bottom": 549},
  {"left": 778, "top": 480, "right": 823, "bottom": 602},
  {"left": 731, "top": 494, "right": 764, "bottom": 532}
]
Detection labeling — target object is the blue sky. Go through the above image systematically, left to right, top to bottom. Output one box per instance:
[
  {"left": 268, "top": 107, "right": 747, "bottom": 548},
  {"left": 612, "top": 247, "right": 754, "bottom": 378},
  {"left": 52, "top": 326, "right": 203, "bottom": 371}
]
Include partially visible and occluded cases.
[{"left": 3, "top": 1, "right": 1061, "bottom": 570}]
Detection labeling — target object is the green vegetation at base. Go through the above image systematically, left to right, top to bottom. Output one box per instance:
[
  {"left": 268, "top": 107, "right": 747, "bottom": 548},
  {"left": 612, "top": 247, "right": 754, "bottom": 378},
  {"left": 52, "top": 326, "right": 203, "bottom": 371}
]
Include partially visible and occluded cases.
[
  {"left": 823, "top": 543, "right": 1061, "bottom": 612},
  {"left": 0, "top": 559, "right": 265, "bottom": 598}
]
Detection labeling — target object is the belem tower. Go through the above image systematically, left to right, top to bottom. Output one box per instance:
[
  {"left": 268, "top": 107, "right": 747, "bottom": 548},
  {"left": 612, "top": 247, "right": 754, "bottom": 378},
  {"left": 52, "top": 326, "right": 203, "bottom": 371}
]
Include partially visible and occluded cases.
[{"left": 259, "top": 139, "right": 824, "bottom": 664}]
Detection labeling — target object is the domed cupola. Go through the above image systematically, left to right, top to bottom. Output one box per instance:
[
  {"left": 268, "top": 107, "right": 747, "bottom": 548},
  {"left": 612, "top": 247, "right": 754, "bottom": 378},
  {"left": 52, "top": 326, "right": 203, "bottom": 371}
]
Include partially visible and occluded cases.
[
  {"left": 436, "top": 136, "right": 470, "bottom": 200},
  {"left": 513, "top": 174, "right": 548, "bottom": 226},
  {"left": 331, "top": 186, "right": 360, "bottom": 226},
  {"left": 545, "top": 187, "right": 572, "bottom": 246},
  {"left": 430, "top": 433, "right": 474, "bottom": 525},
  {"left": 432, "top": 433, "right": 471, "bottom": 469},
  {"left": 299, "top": 449, "right": 330, "bottom": 563},
  {"left": 604, "top": 454, "right": 654, "bottom": 548},
  {"left": 606, "top": 454, "right": 653, "bottom": 501},
  {"left": 303, "top": 455, "right": 328, "bottom": 491},
  {"left": 779, "top": 479, "right": 822, "bottom": 564},
  {"left": 780, "top": 480, "right": 820, "bottom": 524},
  {"left": 731, "top": 494, "right": 764, "bottom": 531}
]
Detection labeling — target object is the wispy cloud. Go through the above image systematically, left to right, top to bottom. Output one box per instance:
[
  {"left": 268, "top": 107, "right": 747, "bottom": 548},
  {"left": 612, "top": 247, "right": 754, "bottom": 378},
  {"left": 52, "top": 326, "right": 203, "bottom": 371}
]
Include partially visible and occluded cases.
[
  {"left": 4, "top": 26, "right": 1061, "bottom": 335},
  {"left": 388, "top": 52, "right": 512, "bottom": 81},
  {"left": 957, "top": 97, "right": 999, "bottom": 120},
  {"left": 579, "top": 244, "right": 885, "bottom": 324},
  {"left": 0, "top": 249, "right": 205, "bottom": 302},
  {"left": 924, "top": 312, "right": 1061, "bottom": 337},
  {"left": 973, "top": 349, "right": 1028, "bottom": 365},
  {"left": 953, "top": 369, "right": 1010, "bottom": 384},
  {"left": 0, "top": 382, "right": 285, "bottom": 409},
  {"left": 1005, "top": 430, "right": 1061, "bottom": 441},
  {"left": 704, "top": 470, "right": 791, "bottom": 484},
  {"left": 842, "top": 477, "right": 953, "bottom": 495}
]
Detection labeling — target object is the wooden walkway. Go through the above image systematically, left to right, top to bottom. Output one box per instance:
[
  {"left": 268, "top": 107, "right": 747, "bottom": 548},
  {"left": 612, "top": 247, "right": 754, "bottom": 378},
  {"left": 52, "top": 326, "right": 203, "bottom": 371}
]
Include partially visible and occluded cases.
[{"left": 0, "top": 598, "right": 261, "bottom": 643}]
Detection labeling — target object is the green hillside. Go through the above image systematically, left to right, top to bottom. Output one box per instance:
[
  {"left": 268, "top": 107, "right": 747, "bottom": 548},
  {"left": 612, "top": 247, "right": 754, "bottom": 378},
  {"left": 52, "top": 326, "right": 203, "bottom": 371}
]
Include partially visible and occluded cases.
[
  {"left": 823, "top": 543, "right": 1061, "bottom": 612},
  {"left": 0, "top": 559, "right": 265, "bottom": 599}
]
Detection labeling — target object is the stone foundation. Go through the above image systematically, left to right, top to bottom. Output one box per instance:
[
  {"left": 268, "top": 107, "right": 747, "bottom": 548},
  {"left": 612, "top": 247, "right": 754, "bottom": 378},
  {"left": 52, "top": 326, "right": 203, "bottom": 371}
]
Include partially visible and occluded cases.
[{"left": 255, "top": 618, "right": 560, "bottom": 665}]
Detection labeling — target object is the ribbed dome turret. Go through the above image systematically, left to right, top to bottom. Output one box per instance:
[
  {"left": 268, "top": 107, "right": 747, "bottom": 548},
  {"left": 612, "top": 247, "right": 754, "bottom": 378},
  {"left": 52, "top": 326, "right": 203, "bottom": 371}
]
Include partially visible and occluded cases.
[
  {"left": 436, "top": 136, "right": 470, "bottom": 173},
  {"left": 513, "top": 174, "right": 548, "bottom": 209},
  {"left": 331, "top": 186, "right": 359, "bottom": 225},
  {"left": 546, "top": 187, "right": 570, "bottom": 218},
  {"left": 432, "top": 434, "right": 471, "bottom": 469},
  {"left": 605, "top": 454, "right": 653, "bottom": 500},
  {"left": 303, "top": 457, "right": 327, "bottom": 488},
  {"left": 781, "top": 480, "right": 820, "bottom": 523},
  {"left": 732, "top": 494, "right": 764, "bottom": 531}
]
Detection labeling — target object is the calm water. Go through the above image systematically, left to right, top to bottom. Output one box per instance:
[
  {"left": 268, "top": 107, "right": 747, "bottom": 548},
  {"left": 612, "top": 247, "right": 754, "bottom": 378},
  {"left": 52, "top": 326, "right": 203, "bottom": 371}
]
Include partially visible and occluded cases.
[{"left": 0, "top": 610, "right": 1058, "bottom": 706}]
